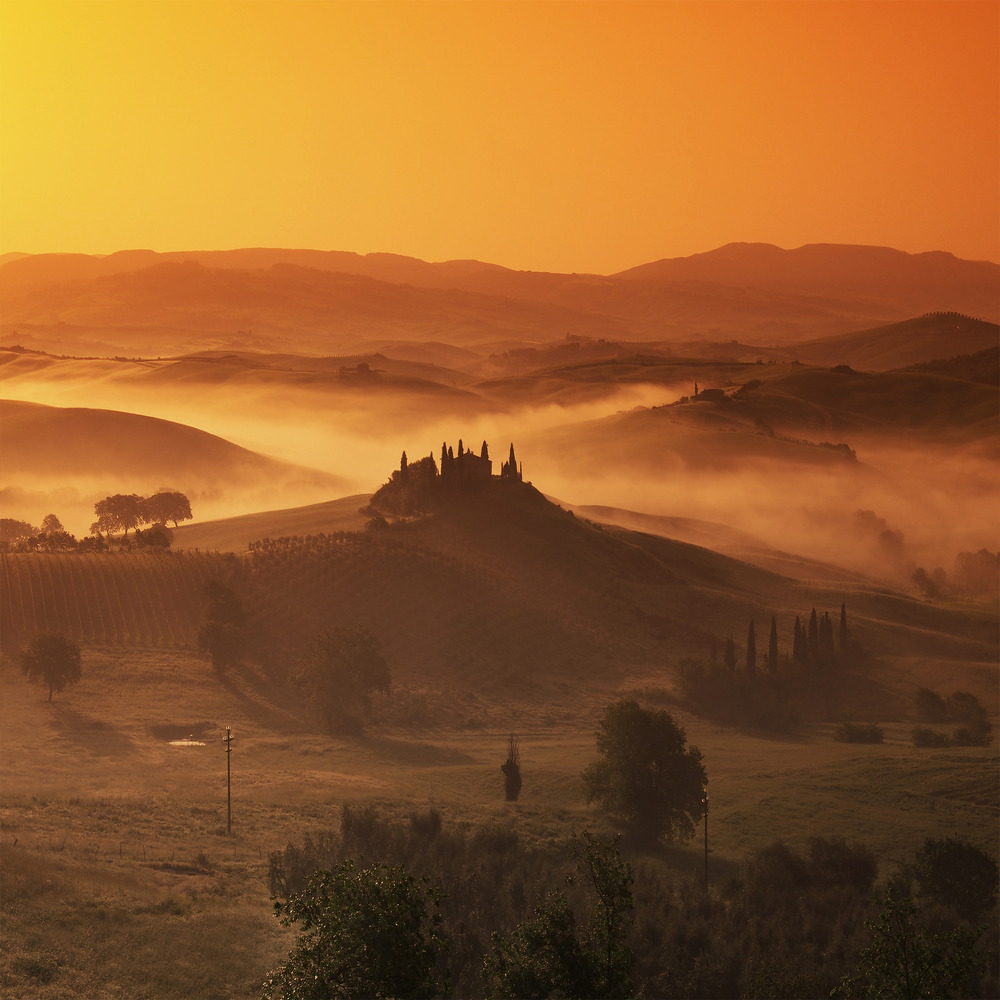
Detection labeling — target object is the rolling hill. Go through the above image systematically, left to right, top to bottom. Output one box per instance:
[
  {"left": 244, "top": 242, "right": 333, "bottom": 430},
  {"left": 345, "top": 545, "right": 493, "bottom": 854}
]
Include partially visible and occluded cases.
[
  {"left": 3, "top": 243, "right": 997, "bottom": 356},
  {"left": 787, "top": 313, "right": 1000, "bottom": 371},
  {"left": 0, "top": 399, "right": 347, "bottom": 535},
  {"left": 0, "top": 399, "right": 343, "bottom": 486},
  {"left": 2, "top": 480, "right": 995, "bottom": 723}
]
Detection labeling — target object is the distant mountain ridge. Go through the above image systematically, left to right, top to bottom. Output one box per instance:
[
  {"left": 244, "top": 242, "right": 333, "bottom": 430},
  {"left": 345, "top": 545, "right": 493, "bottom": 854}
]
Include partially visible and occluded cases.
[{"left": 2, "top": 243, "right": 997, "bottom": 357}]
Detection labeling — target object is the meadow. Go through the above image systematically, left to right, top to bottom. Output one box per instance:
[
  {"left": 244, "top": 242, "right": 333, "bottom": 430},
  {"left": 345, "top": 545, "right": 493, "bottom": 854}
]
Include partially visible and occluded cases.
[{"left": 1, "top": 546, "right": 996, "bottom": 996}]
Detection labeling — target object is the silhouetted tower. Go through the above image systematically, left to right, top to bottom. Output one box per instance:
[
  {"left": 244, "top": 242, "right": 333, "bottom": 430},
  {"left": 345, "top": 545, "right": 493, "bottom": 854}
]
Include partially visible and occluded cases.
[
  {"left": 481, "top": 440, "right": 489, "bottom": 461},
  {"left": 746, "top": 620, "right": 757, "bottom": 675}
]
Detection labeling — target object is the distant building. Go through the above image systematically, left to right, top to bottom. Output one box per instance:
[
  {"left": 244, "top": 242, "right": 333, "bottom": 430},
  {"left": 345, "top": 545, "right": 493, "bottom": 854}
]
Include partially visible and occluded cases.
[{"left": 441, "top": 439, "right": 522, "bottom": 486}]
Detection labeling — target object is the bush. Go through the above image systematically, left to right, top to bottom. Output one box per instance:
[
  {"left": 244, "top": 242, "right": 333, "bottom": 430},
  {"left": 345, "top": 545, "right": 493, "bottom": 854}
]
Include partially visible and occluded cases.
[
  {"left": 835, "top": 722, "right": 884, "bottom": 744},
  {"left": 912, "top": 727, "right": 953, "bottom": 748}
]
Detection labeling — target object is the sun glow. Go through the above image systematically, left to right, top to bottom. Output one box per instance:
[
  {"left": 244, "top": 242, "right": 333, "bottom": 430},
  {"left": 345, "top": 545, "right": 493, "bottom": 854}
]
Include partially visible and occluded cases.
[{"left": 1, "top": 0, "right": 997, "bottom": 271}]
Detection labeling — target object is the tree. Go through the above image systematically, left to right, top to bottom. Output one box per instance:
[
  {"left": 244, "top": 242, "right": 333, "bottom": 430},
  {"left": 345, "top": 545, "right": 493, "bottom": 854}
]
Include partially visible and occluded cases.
[
  {"left": 144, "top": 490, "right": 192, "bottom": 528},
  {"left": 94, "top": 493, "right": 148, "bottom": 537},
  {"left": 40, "top": 513, "right": 63, "bottom": 533},
  {"left": 37, "top": 514, "right": 77, "bottom": 551},
  {"left": 0, "top": 518, "right": 35, "bottom": 551},
  {"left": 197, "top": 580, "right": 247, "bottom": 672},
  {"left": 839, "top": 602, "right": 849, "bottom": 650},
  {"left": 808, "top": 608, "right": 819, "bottom": 660},
  {"left": 819, "top": 611, "right": 835, "bottom": 656},
  {"left": 793, "top": 615, "right": 806, "bottom": 665},
  {"left": 767, "top": 616, "right": 779, "bottom": 673},
  {"left": 746, "top": 620, "right": 757, "bottom": 675},
  {"left": 198, "top": 621, "right": 245, "bottom": 671},
  {"left": 298, "top": 625, "right": 390, "bottom": 734},
  {"left": 20, "top": 632, "right": 82, "bottom": 702},
  {"left": 723, "top": 633, "right": 736, "bottom": 671},
  {"left": 582, "top": 699, "right": 707, "bottom": 844},
  {"left": 500, "top": 734, "right": 522, "bottom": 802},
  {"left": 570, "top": 831, "right": 635, "bottom": 998},
  {"left": 483, "top": 833, "right": 634, "bottom": 999},
  {"left": 912, "top": 837, "right": 998, "bottom": 923},
  {"left": 262, "top": 860, "right": 447, "bottom": 1000},
  {"left": 835, "top": 888, "right": 987, "bottom": 999},
  {"left": 483, "top": 891, "right": 593, "bottom": 999}
]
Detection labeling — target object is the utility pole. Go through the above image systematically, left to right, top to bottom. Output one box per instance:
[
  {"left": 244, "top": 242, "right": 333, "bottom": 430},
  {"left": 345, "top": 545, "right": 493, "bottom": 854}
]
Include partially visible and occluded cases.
[
  {"left": 223, "top": 726, "right": 234, "bottom": 834},
  {"left": 702, "top": 790, "right": 709, "bottom": 892}
]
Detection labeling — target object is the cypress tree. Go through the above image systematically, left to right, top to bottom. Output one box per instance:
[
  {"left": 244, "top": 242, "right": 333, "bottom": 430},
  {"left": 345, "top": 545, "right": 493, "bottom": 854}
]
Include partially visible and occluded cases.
[
  {"left": 481, "top": 440, "right": 489, "bottom": 461},
  {"left": 400, "top": 451, "right": 408, "bottom": 482},
  {"left": 839, "top": 603, "right": 849, "bottom": 650},
  {"left": 808, "top": 608, "right": 819, "bottom": 660},
  {"left": 820, "top": 612, "right": 835, "bottom": 656},
  {"left": 768, "top": 616, "right": 778, "bottom": 673},
  {"left": 793, "top": 616, "right": 806, "bottom": 665},
  {"left": 746, "top": 620, "right": 757, "bottom": 675},
  {"left": 723, "top": 634, "right": 736, "bottom": 671}
]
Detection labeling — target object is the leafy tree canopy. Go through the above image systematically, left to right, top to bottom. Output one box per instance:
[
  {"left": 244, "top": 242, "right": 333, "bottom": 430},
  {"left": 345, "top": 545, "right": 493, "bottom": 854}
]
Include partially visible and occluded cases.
[
  {"left": 145, "top": 490, "right": 193, "bottom": 527},
  {"left": 93, "top": 493, "right": 148, "bottom": 537},
  {"left": 198, "top": 580, "right": 247, "bottom": 671},
  {"left": 298, "top": 625, "right": 390, "bottom": 734},
  {"left": 20, "top": 632, "right": 82, "bottom": 702},
  {"left": 582, "top": 699, "right": 706, "bottom": 844},
  {"left": 483, "top": 832, "right": 634, "bottom": 1000},
  {"left": 913, "top": 837, "right": 998, "bottom": 924},
  {"left": 262, "top": 860, "right": 447, "bottom": 1000},
  {"left": 834, "top": 888, "right": 988, "bottom": 999}
]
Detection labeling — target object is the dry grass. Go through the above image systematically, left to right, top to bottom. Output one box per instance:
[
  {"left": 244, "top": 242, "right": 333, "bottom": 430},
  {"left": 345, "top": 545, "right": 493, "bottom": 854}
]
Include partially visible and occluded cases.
[{"left": 2, "top": 637, "right": 996, "bottom": 997}]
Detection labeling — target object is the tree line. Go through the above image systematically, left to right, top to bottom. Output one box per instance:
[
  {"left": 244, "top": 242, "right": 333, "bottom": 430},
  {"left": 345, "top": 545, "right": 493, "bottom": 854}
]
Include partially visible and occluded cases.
[
  {"left": 0, "top": 491, "right": 192, "bottom": 553},
  {"left": 262, "top": 804, "right": 998, "bottom": 999}
]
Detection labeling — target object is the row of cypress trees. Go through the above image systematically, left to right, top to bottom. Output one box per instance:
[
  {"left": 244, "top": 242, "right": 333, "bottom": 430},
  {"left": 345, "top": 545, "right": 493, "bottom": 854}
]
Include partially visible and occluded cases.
[{"left": 722, "top": 603, "right": 850, "bottom": 674}]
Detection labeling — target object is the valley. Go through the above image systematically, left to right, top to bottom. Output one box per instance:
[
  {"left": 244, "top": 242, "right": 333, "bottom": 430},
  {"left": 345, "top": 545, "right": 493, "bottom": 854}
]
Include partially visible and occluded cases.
[{"left": 1, "top": 244, "right": 997, "bottom": 999}]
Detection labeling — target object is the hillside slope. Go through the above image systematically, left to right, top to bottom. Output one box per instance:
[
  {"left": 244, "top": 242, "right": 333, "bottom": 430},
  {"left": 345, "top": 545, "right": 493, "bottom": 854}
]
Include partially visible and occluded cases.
[
  {"left": 4, "top": 243, "right": 997, "bottom": 355},
  {"left": 789, "top": 314, "right": 1000, "bottom": 371},
  {"left": 0, "top": 399, "right": 343, "bottom": 486},
  {"left": 2, "top": 484, "right": 995, "bottom": 723}
]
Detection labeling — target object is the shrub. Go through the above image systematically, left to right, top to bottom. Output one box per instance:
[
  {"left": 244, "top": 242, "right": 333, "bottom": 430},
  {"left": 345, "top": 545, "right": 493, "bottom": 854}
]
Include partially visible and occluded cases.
[
  {"left": 835, "top": 722, "right": 884, "bottom": 744},
  {"left": 912, "top": 727, "right": 952, "bottom": 748}
]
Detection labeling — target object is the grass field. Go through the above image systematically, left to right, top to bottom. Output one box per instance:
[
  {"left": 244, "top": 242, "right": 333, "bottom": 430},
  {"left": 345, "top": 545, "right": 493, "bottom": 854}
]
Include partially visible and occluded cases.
[{"left": 2, "top": 635, "right": 996, "bottom": 998}]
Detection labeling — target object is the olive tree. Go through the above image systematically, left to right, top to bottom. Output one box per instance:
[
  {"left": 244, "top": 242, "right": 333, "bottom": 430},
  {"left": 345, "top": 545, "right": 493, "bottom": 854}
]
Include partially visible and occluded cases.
[
  {"left": 20, "top": 632, "right": 82, "bottom": 702},
  {"left": 582, "top": 699, "right": 706, "bottom": 844}
]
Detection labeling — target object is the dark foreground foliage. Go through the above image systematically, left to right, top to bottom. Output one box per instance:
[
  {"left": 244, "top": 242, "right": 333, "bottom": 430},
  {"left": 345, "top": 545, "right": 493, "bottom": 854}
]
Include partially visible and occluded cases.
[{"left": 264, "top": 805, "right": 999, "bottom": 999}]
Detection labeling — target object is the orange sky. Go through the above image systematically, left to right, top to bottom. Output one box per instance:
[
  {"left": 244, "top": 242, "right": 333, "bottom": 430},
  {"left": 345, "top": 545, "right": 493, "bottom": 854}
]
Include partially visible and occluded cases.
[{"left": 1, "top": 0, "right": 997, "bottom": 273}]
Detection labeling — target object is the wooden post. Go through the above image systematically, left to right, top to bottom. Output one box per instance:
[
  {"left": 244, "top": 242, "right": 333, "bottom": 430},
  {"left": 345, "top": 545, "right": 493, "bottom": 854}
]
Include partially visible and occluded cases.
[
  {"left": 223, "top": 727, "right": 234, "bottom": 834},
  {"left": 702, "top": 791, "right": 709, "bottom": 892}
]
